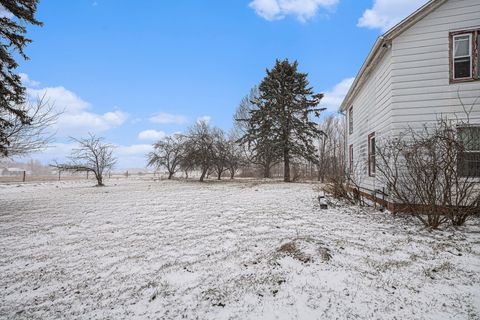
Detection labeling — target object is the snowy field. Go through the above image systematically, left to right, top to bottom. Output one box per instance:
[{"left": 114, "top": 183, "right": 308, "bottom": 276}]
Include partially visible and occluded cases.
[{"left": 1, "top": 178, "right": 479, "bottom": 319}]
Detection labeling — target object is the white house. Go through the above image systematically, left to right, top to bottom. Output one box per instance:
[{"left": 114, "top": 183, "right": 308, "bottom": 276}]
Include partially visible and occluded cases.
[{"left": 340, "top": 0, "right": 480, "bottom": 203}]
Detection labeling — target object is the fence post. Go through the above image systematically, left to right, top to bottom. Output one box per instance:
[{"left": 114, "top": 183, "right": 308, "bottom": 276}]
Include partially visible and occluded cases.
[
  {"left": 58, "top": 170, "right": 61, "bottom": 181},
  {"left": 22, "top": 171, "right": 26, "bottom": 182}
]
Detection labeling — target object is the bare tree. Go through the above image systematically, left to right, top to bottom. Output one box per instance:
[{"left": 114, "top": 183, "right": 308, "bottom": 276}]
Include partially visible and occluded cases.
[
  {"left": 1, "top": 95, "right": 61, "bottom": 158},
  {"left": 317, "top": 115, "right": 345, "bottom": 183},
  {"left": 376, "top": 116, "right": 480, "bottom": 228},
  {"left": 182, "top": 121, "right": 217, "bottom": 182},
  {"left": 212, "top": 129, "right": 230, "bottom": 180},
  {"left": 53, "top": 134, "right": 116, "bottom": 186},
  {"left": 147, "top": 135, "right": 184, "bottom": 180},
  {"left": 225, "top": 137, "right": 244, "bottom": 179}
]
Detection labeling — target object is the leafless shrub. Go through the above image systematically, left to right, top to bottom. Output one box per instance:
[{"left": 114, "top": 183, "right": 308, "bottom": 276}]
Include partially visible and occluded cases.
[
  {"left": 376, "top": 117, "right": 480, "bottom": 228},
  {"left": 325, "top": 161, "right": 367, "bottom": 206}
]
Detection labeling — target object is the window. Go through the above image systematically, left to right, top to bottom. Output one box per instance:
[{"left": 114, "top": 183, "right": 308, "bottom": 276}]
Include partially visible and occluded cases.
[
  {"left": 450, "top": 30, "right": 479, "bottom": 82},
  {"left": 478, "top": 33, "right": 480, "bottom": 77},
  {"left": 453, "top": 34, "right": 472, "bottom": 79},
  {"left": 348, "top": 107, "right": 353, "bottom": 135},
  {"left": 458, "top": 126, "right": 480, "bottom": 177},
  {"left": 368, "top": 133, "right": 376, "bottom": 177},
  {"left": 349, "top": 144, "right": 353, "bottom": 173}
]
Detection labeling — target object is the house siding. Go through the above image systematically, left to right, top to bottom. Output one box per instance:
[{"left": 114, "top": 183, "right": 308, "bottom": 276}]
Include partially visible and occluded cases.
[
  {"left": 346, "top": 0, "right": 480, "bottom": 195},
  {"left": 391, "top": 0, "right": 480, "bottom": 130},
  {"left": 348, "top": 49, "right": 393, "bottom": 193}
]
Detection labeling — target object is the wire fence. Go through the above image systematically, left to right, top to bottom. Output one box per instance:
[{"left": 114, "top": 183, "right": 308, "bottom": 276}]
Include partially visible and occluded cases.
[{"left": 0, "top": 171, "right": 165, "bottom": 184}]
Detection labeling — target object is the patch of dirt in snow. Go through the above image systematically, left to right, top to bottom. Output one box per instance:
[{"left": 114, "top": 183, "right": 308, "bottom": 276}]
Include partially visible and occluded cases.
[
  {"left": 0, "top": 178, "right": 479, "bottom": 319},
  {"left": 276, "top": 237, "right": 332, "bottom": 263}
]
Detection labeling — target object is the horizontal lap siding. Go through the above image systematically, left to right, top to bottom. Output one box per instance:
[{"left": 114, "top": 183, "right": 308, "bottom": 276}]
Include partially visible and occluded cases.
[
  {"left": 347, "top": 0, "right": 480, "bottom": 195},
  {"left": 391, "top": 0, "right": 480, "bottom": 131},
  {"left": 347, "top": 50, "right": 393, "bottom": 193}
]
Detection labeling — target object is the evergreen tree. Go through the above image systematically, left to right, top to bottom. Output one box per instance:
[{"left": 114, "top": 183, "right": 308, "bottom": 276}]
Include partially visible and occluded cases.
[
  {"left": 0, "top": 0, "right": 42, "bottom": 156},
  {"left": 243, "top": 59, "right": 325, "bottom": 182},
  {"left": 235, "top": 86, "right": 281, "bottom": 178}
]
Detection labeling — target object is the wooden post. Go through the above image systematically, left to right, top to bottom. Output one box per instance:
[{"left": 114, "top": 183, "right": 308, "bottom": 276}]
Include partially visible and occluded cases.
[
  {"left": 58, "top": 170, "right": 61, "bottom": 181},
  {"left": 22, "top": 171, "right": 26, "bottom": 182},
  {"left": 86, "top": 171, "right": 89, "bottom": 180},
  {"left": 126, "top": 171, "right": 129, "bottom": 178}
]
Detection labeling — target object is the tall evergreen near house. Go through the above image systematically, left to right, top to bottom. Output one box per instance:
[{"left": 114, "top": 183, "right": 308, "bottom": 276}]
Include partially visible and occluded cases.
[
  {"left": 0, "top": 0, "right": 42, "bottom": 156},
  {"left": 244, "top": 59, "right": 325, "bottom": 182},
  {"left": 235, "top": 86, "right": 282, "bottom": 178}
]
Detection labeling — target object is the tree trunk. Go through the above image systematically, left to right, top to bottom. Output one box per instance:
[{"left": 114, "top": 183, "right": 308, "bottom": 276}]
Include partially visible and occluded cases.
[
  {"left": 284, "top": 151, "right": 290, "bottom": 182},
  {"left": 263, "top": 160, "right": 271, "bottom": 178},
  {"left": 199, "top": 168, "right": 208, "bottom": 182},
  {"left": 230, "top": 169, "right": 235, "bottom": 179},
  {"left": 185, "top": 170, "right": 189, "bottom": 179},
  {"left": 217, "top": 170, "right": 222, "bottom": 180},
  {"left": 168, "top": 171, "right": 174, "bottom": 180},
  {"left": 96, "top": 173, "right": 104, "bottom": 186}
]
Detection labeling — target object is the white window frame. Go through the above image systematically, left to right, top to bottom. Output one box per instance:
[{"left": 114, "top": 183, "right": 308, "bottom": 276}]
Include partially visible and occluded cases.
[{"left": 453, "top": 33, "right": 473, "bottom": 80}]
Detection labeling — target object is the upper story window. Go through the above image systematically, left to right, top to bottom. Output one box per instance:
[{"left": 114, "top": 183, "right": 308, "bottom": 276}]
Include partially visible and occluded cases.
[
  {"left": 450, "top": 29, "right": 479, "bottom": 82},
  {"left": 348, "top": 107, "right": 353, "bottom": 135}
]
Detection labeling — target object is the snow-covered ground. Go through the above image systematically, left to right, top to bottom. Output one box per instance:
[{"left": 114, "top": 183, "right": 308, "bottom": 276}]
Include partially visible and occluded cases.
[{"left": 1, "top": 178, "right": 479, "bottom": 319}]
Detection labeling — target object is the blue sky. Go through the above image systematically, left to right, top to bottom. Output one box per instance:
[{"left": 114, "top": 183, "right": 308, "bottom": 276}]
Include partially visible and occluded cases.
[{"left": 14, "top": 0, "right": 428, "bottom": 168}]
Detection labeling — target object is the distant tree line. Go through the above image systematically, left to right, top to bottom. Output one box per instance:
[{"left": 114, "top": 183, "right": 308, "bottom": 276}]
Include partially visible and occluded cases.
[
  {"left": 148, "top": 59, "right": 342, "bottom": 183},
  {"left": 147, "top": 120, "right": 243, "bottom": 182}
]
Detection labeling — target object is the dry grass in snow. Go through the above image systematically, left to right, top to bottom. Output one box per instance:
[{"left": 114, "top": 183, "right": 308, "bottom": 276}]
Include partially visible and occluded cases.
[{"left": 0, "top": 178, "right": 479, "bottom": 319}]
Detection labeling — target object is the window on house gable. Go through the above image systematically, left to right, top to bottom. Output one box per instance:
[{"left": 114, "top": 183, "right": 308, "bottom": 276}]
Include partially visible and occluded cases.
[
  {"left": 450, "top": 30, "right": 480, "bottom": 82},
  {"left": 453, "top": 34, "right": 472, "bottom": 79},
  {"left": 348, "top": 107, "right": 353, "bottom": 135},
  {"left": 458, "top": 126, "right": 480, "bottom": 177},
  {"left": 368, "top": 133, "right": 376, "bottom": 177}
]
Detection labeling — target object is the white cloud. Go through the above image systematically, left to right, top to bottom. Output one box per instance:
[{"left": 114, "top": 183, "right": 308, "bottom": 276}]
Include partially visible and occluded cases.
[
  {"left": 249, "top": 0, "right": 338, "bottom": 22},
  {"left": 358, "top": 0, "right": 428, "bottom": 32},
  {"left": 19, "top": 73, "right": 40, "bottom": 87},
  {"left": 24, "top": 75, "right": 128, "bottom": 136},
  {"left": 321, "top": 77, "right": 354, "bottom": 112},
  {"left": 28, "top": 86, "right": 90, "bottom": 112},
  {"left": 58, "top": 110, "right": 128, "bottom": 134},
  {"left": 149, "top": 113, "right": 188, "bottom": 125},
  {"left": 196, "top": 115, "right": 211, "bottom": 125},
  {"left": 138, "top": 129, "right": 167, "bottom": 141},
  {"left": 32, "top": 142, "right": 75, "bottom": 165},
  {"left": 116, "top": 144, "right": 153, "bottom": 156}
]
